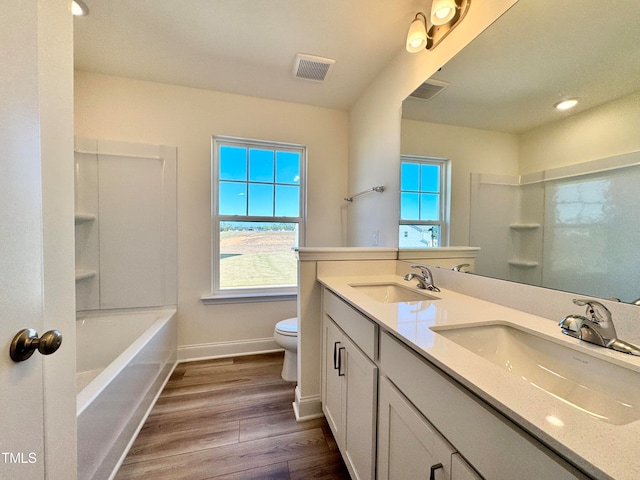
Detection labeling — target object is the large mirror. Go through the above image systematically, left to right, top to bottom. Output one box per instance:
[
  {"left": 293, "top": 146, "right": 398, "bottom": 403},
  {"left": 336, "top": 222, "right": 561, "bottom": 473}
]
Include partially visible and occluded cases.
[{"left": 401, "top": 0, "right": 640, "bottom": 303}]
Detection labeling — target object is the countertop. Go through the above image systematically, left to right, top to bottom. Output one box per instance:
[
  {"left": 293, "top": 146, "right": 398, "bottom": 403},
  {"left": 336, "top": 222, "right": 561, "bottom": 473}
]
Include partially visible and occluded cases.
[{"left": 317, "top": 273, "right": 640, "bottom": 480}]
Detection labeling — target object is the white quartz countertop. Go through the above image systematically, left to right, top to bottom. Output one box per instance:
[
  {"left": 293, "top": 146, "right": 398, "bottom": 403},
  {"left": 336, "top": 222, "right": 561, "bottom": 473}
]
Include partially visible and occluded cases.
[{"left": 317, "top": 273, "right": 640, "bottom": 480}]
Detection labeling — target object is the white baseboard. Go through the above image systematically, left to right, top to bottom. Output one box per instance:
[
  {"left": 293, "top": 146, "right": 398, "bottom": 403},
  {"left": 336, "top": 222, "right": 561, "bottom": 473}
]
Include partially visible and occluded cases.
[
  {"left": 178, "top": 337, "right": 282, "bottom": 362},
  {"left": 293, "top": 385, "right": 324, "bottom": 422}
]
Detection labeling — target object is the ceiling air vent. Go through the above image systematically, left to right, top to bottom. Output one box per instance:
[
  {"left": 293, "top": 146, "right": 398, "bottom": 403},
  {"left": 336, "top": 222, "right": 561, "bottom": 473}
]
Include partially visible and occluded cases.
[
  {"left": 293, "top": 53, "right": 336, "bottom": 82},
  {"left": 409, "top": 78, "right": 449, "bottom": 100}
]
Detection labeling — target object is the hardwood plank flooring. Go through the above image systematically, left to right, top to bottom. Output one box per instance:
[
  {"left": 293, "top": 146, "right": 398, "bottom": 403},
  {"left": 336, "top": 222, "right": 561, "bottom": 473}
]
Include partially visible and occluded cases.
[{"left": 116, "top": 352, "right": 350, "bottom": 480}]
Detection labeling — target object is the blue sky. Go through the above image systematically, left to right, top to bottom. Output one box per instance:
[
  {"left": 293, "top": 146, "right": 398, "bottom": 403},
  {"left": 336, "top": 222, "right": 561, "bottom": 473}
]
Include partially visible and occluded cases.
[
  {"left": 219, "top": 146, "right": 300, "bottom": 217},
  {"left": 400, "top": 162, "right": 440, "bottom": 220}
]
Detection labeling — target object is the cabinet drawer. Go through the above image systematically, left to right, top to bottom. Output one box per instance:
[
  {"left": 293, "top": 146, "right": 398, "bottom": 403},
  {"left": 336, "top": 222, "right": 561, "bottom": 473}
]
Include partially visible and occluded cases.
[
  {"left": 323, "top": 288, "right": 377, "bottom": 360},
  {"left": 379, "top": 332, "right": 588, "bottom": 480},
  {"left": 451, "top": 453, "right": 482, "bottom": 480}
]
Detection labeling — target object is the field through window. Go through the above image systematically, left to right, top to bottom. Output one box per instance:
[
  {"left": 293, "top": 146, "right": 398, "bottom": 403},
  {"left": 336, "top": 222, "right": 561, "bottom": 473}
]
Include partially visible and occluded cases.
[{"left": 219, "top": 222, "right": 298, "bottom": 289}]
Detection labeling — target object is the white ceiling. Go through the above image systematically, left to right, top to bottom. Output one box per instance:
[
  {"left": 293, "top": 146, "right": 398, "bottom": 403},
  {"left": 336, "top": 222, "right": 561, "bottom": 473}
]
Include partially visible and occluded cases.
[
  {"left": 73, "top": 0, "right": 429, "bottom": 111},
  {"left": 75, "top": 0, "right": 640, "bottom": 131},
  {"left": 402, "top": 0, "right": 640, "bottom": 133}
]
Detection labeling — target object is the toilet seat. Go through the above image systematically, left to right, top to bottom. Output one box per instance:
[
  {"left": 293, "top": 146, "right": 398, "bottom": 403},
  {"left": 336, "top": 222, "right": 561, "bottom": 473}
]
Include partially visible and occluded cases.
[{"left": 275, "top": 317, "right": 298, "bottom": 337}]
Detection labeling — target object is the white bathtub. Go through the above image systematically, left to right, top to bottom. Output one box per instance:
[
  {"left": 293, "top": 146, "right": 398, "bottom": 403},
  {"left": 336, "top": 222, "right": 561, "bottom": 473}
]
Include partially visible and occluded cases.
[{"left": 76, "top": 307, "right": 177, "bottom": 480}]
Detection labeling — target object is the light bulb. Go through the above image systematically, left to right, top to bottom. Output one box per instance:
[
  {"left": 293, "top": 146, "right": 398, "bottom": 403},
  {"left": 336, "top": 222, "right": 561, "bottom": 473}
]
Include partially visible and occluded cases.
[
  {"left": 72, "top": 0, "right": 89, "bottom": 16},
  {"left": 431, "top": 0, "right": 456, "bottom": 26},
  {"left": 406, "top": 16, "right": 427, "bottom": 53}
]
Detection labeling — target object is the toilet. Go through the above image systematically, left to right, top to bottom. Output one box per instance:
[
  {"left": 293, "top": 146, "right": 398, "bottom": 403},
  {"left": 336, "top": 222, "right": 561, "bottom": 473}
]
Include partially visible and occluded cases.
[{"left": 273, "top": 317, "right": 298, "bottom": 382}]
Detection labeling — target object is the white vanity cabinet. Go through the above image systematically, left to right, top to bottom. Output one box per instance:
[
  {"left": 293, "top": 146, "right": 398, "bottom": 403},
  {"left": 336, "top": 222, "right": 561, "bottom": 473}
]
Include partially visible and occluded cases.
[
  {"left": 320, "top": 285, "right": 589, "bottom": 480},
  {"left": 322, "top": 290, "right": 378, "bottom": 480},
  {"left": 379, "top": 331, "right": 588, "bottom": 480},
  {"left": 378, "top": 376, "right": 481, "bottom": 480}
]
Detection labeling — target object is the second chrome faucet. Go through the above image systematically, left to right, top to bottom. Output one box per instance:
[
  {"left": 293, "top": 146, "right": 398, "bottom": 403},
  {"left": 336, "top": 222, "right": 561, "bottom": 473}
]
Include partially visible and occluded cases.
[
  {"left": 403, "top": 264, "right": 440, "bottom": 292},
  {"left": 559, "top": 298, "right": 640, "bottom": 356}
]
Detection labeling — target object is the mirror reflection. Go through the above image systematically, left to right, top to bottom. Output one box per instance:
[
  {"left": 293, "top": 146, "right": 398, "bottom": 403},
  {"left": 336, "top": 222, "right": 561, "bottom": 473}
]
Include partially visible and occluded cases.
[{"left": 401, "top": 0, "right": 640, "bottom": 303}]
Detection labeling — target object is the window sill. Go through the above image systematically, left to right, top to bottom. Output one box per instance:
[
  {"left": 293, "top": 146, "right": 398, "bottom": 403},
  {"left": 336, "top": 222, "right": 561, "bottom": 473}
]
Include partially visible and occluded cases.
[{"left": 201, "top": 291, "right": 297, "bottom": 305}]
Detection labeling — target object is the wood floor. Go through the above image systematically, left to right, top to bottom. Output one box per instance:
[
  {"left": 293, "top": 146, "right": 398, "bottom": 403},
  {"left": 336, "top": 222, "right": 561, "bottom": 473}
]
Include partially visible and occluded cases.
[{"left": 115, "top": 352, "right": 350, "bottom": 480}]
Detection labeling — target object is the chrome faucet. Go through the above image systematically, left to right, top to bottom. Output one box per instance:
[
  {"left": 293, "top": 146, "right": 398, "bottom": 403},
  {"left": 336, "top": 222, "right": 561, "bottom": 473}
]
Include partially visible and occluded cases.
[
  {"left": 452, "top": 263, "right": 470, "bottom": 272},
  {"left": 403, "top": 264, "right": 440, "bottom": 292},
  {"left": 559, "top": 298, "right": 640, "bottom": 356}
]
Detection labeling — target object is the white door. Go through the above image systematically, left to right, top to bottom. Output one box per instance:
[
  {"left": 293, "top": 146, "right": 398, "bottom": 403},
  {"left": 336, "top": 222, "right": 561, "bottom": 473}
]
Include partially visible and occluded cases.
[{"left": 0, "top": 1, "right": 76, "bottom": 479}]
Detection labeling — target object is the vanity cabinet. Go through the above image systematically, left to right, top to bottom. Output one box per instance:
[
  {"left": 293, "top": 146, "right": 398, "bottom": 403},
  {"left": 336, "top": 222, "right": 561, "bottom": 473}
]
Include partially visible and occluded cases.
[
  {"left": 320, "top": 286, "right": 588, "bottom": 480},
  {"left": 322, "top": 290, "right": 378, "bottom": 480},
  {"left": 379, "top": 331, "right": 588, "bottom": 480},
  {"left": 378, "top": 376, "right": 481, "bottom": 480}
]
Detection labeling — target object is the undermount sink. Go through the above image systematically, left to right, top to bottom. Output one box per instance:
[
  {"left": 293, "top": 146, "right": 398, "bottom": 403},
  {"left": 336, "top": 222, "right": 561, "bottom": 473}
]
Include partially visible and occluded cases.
[
  {"left": 349, "top": 283, "right": 439, "bottom": 303},
  {"left": 432, "top": 323, "right": 640, "bottom": 425}
]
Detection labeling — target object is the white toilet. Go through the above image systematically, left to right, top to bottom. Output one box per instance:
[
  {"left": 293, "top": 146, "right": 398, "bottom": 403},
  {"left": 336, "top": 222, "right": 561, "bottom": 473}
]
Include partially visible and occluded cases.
[{"left": 273, "top": 317, "right": 298, "bottom": 382}]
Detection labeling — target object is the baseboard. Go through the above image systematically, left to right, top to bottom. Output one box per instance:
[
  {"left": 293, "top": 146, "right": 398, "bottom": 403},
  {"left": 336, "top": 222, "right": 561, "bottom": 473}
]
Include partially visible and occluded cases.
[
  {"left": 177, "top": 337, "right": 282, "bottom": 362},
  {"left": 293, "top": 385, "right": 324, "bottom": 422}
]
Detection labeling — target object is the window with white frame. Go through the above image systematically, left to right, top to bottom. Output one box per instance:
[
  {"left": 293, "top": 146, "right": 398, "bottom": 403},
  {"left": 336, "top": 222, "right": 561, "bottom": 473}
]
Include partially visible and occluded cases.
[
  {"left": 212, "top": 136, "right": 306, "bottom": 295},
  {"left": 399, "top": 156, "right": 449, "bottom": 248}
]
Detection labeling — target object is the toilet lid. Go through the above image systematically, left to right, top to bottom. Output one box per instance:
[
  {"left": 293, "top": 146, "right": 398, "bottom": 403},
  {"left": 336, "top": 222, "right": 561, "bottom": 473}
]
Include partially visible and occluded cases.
[{"left": 275, "top": 317, "right": 298, "bottom": 336}]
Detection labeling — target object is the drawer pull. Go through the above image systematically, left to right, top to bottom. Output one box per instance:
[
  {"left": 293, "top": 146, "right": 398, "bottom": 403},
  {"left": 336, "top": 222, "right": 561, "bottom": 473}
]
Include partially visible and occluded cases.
[
  {"left": 338, "top": 346, "right": 346, "bottom": 376},
  {"left": 429, "top": 463, "right": 443, "bottom": 480}
]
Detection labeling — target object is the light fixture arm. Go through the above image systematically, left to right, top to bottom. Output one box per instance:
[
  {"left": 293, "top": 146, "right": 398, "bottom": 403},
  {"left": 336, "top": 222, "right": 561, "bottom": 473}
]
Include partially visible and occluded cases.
[{"left": 413, "top": 12, "right": 428, "bottom": 26}]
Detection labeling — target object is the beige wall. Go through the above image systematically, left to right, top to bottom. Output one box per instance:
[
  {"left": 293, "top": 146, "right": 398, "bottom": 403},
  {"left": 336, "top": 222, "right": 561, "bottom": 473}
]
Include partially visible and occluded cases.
[
  {"left": 347, "top": 0, "right": 519, "bottom": 248},
  {"left": 74, "top": 71, "right": 348, "bottom": 353},
  {"left": 519, "top": 91, "right": 640, "bottom": 174},
  {"left": 401, "top": 119, "right": 519, "bottom": 245}
]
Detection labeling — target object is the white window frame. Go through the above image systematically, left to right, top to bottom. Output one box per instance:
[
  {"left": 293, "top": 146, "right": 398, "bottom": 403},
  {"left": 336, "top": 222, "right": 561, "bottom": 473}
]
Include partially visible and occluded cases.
[
  {"left": 208, "top": 135, "right": 307, "bottom": 302},
  {"left": 399, "top": 155, "right": 450, "bottom": 247}
]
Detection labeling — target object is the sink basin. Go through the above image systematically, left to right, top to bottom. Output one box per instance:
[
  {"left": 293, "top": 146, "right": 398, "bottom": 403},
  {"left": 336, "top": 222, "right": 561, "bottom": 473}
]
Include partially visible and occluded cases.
[
  {"left": 349, "top": 283, "right": 439, "bottom": 303},
  {"left": 432, "top": 323, "right": 640, "bottom": 425}
]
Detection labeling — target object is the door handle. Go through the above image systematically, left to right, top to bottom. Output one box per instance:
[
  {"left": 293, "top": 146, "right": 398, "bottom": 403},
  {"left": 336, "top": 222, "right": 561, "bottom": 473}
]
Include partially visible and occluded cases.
[
  {"left": 10, "top": 328, "right": 62, "bottom": 362},
  {"left": 333, "top": 341, "right": 341, "bottom": 369}
]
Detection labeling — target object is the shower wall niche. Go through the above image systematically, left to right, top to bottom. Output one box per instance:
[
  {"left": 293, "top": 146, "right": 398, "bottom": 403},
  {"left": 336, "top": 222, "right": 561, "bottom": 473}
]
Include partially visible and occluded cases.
[{"left": 74, "top": 138, "right": 177, "bottom": 311}]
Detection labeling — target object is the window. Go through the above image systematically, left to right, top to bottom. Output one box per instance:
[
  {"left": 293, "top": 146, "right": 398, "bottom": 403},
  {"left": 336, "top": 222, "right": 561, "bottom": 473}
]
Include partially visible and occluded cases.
[
  {"left": 211, "top": 136, "right": 306, "bottom": 297},
  {"left": 399, "top": 156, "right": 449, "bottom": 248}
]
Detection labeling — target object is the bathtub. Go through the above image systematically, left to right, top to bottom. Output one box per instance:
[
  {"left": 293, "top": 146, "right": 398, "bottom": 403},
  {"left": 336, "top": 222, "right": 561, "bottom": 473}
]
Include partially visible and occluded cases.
[{"left": 76, "top": 307, "right": 177, "bottom": 480}]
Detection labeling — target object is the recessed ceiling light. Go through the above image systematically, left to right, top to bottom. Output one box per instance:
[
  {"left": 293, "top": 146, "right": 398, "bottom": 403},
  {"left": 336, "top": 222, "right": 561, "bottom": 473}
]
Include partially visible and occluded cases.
[
  {"left": 72, "top": 0, "right": 89, "bottom": 16},
  {"left": 554, "top": 99, "right": 578, "bottom": 111},
  {"left": 545, "top": 415, "right": 565, "bottom": 427}
]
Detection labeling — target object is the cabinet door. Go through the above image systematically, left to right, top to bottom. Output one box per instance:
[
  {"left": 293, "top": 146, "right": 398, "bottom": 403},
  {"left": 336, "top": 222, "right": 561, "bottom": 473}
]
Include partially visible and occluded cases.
[
  {"left": 322, "top": 315, "right": 344, "bottom": 443},
  {"left": 343, "top": 335, "right": 377, "bottom": 480},
  {"left": 378, "top": 376, "right": 455, "bottom": 480},
  {"left": 451, "top": 453, "right": 482, "bottom": 480}
]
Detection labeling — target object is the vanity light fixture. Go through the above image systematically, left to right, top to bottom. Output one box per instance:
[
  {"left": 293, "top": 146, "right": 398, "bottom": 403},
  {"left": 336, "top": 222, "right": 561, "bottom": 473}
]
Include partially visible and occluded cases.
[
  {"left": 72, "top": 0, "right": 89, "bottom": 16},
  {"left": 406, "top": 0, "right": 471, "bottom": 53},
  {"left": 554, "top": 99, "right": 579, "bottom": 111}
]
